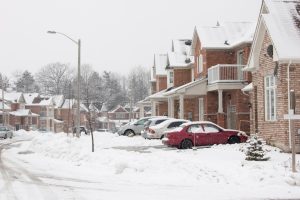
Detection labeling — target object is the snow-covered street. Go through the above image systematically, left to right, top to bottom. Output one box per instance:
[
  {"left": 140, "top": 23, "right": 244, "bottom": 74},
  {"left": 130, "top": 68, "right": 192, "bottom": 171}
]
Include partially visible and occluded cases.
[{"left": 0, "top": 130, "right": 300, "bottom": 200}]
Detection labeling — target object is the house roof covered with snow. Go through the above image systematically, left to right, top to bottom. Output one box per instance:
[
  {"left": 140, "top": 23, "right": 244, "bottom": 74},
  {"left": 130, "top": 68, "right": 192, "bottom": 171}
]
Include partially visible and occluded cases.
[
  {"left": 245, "top": 0, "right": 300, "bottom": 71},
  {"left": 262, "top": 0, "right": 300, "bottom": 62},
  {"left": 196, "top": 21, "right": 256, "bottom": 49},
  {"left": 167, "top": 39, "right": 194, "bottom": 68},
  {"left": 153, "top": 54, "right": 168, "bottom": 76},
  {"left": 0, "top": 89, "right": 25, "bottom": 103},
  {"left": 24, "top": 93, "right": 39, "bottom": 104},
  {"left": 52, "top": 95, "right": 64, "bottom": 108},
  {"left": 38, "top": 97, "right": 54, "bottom": 106},
  {"left": 61, "top": 99, "right": 76, "bottom": 109},
  {"left": 0, "top": 102, "right": 10, "bottom": 110},
  {"left": 109, "top": 105, "right": 128, "bottom": 113},
  {"left": 9, "top": 109, "right": 39, "bottom": 117}
]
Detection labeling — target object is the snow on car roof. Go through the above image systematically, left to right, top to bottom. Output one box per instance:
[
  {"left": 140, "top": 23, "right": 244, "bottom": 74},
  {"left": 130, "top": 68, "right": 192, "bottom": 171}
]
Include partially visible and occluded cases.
[{"left": 152, "top": 118, "right": 189, "bottom": 129}]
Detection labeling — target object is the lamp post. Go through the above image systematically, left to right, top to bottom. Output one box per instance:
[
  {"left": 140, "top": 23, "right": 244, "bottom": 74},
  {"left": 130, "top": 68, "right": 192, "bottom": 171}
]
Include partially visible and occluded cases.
[{"left": 47, "top": 31, "right": 81, "bottom": 138}]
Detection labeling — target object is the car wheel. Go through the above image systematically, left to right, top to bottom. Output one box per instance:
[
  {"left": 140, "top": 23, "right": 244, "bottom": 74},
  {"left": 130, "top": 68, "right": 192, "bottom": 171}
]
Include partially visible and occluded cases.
[
  {"left": 125, "top": 130, "right": 135, "bottom": 137},
  {"left": 4, "top": 134, "right": 7, "bottom": 139},
  {"left": 160, "top": 135, "right": 164, "bottom": 139},
  {"left": 228, "top": 136, "right": 240, "bottom": 144},
  {"left": 180, "top": 139, "right": 193, "bottom": 149}
]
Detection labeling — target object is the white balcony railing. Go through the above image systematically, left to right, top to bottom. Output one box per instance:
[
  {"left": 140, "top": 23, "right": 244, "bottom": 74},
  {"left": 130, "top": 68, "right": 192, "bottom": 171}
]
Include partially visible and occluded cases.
[{"left": 208, "top": 64, "right": 247, "bottom": 84}]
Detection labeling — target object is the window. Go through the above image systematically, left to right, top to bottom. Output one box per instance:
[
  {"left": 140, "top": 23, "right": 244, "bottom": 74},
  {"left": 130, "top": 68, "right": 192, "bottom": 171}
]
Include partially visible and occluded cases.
[
  {"left": 237, "top": 50, "right": 244, "bottom": 65},
  {"left": 198, "top": 54, "right": 203, "bottom": 73},
  {"left": 169, "top": 71, "right": 174, "bottom": 84},
  {"left": 265, "top": 75, "right": 276, "bottom": 121},
  {"left": 116, "top": 112, "right": 126, "bottom": 119},
  {"left": 167, "top": 121, "right": 185, "bottom": 128},
  {"left": 187, "top": 124, "right": 204, "bottom": 133},
  {"left": 203, "top": 124, "right": 220, "bottom": 133}
]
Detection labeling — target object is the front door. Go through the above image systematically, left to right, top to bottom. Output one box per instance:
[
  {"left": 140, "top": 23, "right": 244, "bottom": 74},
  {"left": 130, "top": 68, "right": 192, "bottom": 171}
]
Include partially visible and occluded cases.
[{"left": 227, "top": 105, "right": 236, "bottom": 129}]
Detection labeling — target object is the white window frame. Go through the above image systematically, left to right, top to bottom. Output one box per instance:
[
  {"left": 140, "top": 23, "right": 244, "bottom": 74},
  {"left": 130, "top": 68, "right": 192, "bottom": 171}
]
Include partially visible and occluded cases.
[
  {"left": 237, "top": 50, "right": 244, "bottom": 65},
  {"left": 198, "top": 54, "right": 203, "bottom": 73},
  {"left": 169, "top": 71, "right": 174, "bottom": 84},
  {"left": 264, "top": 75, "right": 276, "bottom": 121},
  {"left": 199, "top": 98, "right": 204, "bottom": 121}
]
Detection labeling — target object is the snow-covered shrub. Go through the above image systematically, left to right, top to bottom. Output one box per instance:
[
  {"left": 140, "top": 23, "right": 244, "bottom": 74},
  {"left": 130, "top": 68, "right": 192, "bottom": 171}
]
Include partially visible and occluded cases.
[{"left": 245, "top": 134, "right": 270, "bottom": 161}]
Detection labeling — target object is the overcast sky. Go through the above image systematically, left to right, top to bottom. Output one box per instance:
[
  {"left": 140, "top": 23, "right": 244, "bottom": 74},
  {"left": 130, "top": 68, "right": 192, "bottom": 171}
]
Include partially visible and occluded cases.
[{"left": 1, "top": 0, "right": 262, "bottom": 77}]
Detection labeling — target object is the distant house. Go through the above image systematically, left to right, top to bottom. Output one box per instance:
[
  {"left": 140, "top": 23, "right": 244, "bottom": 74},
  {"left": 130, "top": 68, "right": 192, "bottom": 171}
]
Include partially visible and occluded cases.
[
  {"left": 243, "top": 0, "right": 300, "bottom": 152},
  {"left": 4, "top": 91, "right": 39, "bottom": 131}
]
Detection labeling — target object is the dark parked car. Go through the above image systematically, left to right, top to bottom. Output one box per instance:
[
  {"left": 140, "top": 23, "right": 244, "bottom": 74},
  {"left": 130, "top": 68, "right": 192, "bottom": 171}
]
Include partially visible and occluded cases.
[
  {"left": 162, "top": 121, "right": 248, "bottom": 149},
  {"left": 73, "top": 126, "right": 90, "bottom": 135}
]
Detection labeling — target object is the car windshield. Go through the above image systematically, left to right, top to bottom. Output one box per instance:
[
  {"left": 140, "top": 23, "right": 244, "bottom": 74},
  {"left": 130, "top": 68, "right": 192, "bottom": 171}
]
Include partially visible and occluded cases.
[{"left": 0, "top": 127, "right": 7, "bottom": 131}]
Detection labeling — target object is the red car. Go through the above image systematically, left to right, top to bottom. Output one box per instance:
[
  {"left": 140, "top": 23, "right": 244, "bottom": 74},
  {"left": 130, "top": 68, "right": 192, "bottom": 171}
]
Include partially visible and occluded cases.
[{"left": 162, "top": 121, "right": 248, "bottom": 149}]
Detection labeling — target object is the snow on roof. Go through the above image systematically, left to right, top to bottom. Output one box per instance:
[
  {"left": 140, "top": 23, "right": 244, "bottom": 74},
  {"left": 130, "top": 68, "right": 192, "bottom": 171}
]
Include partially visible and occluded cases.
[
  {"left": 262, "top": 0, "right": 300, "bottom": 61},
  {"left": 196, "top": 21, "right": 256, "bottom": 49},
  {"left": 167, "top": 39, "right": 194, "bottom": 68},
  {"left": 172, "top": 39, "right": 192, "bottom": 55},
  {"left": 167, "top": 52, "right": 194, "bottom": 68},
  {"left": 154, "top": 54, "right": 168, "bottom": 76},
  {"left": 163, "top": 78, "right": 207, "bottom": 96},
  {"left": 241, "top": 82, "right": 253, "bottom": 92},
  {"left": 146, "top": 88, "right": 168, "bottom": 100},
  {"left": 0, "top": 89, "right": 24, "bottom": 103},
  {"left": 24, "top": 93, "right": 39, "bottom": 104},
  {"left": 52, "top": 95, "right": 64, "bottom": 108},
  {"left": 39, "top": 97, "right": 54, "bottom": 106},
  {"left": 61, "top": 99, "right": 76, "bottom": 109},
  {"left": 0, "top": 102, "right": 10, "bottom": 110},
  {"left": 80, "top": 103, "right": 89, "bottom": 112},
  {"left": 89, "top": 103, "right": 99, "bottom": 112},
  {"left": 100, "top": 103, "right": 108, "bottom": 112},
  {"left": 109, "top": 105, "right": 128, "bottom": 113},
  {"left": 9, "top": 109, "right": 39, "bottom": 117},
  {"left": 53, "top": 119, "right": 63, "bottom": 123}
]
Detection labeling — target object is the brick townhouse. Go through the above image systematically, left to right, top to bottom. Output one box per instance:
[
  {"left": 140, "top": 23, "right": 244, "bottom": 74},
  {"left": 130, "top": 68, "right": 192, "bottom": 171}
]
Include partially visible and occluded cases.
[
  {"left": 243, "top": 0, "right": 300, "bottom": 152},
  {"left": 156, "top": 22, "right": 254, "bottom": 133},
  {"left": 149, "top": 39, "right": 195, "bottom": 117},
  {"left": 148, "top": 53, "right": 168, "bottom": 116},
  {"left": 3, "top": 91, "right": 39, "bottom": 130}
]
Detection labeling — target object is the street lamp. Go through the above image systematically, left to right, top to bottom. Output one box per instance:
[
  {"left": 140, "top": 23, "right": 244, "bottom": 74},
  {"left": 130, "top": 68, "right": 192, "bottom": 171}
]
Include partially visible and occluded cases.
[{"left": 47, "top": 31, "right": 81, "bottom": 138}]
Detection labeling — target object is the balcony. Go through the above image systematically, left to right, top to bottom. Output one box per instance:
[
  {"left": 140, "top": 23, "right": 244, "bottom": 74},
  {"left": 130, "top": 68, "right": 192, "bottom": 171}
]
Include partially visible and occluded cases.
[{"left": 208, "top": 64, "right": 247, "bottom": 84}]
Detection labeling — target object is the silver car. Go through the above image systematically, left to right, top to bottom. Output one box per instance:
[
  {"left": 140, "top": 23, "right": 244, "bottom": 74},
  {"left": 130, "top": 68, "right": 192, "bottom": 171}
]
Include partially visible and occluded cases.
[
  {"left": 117, "top": 117, "right": 152, "bottom": 136},
  {"left": 0, "top": 126, "right": 13, "bottom": 139}
]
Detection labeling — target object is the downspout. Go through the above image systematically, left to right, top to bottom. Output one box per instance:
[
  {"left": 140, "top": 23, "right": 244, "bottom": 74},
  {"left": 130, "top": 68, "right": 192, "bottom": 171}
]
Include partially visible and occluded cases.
[{"left": 287, "top": 60, "right": 292, "bottom": 148}]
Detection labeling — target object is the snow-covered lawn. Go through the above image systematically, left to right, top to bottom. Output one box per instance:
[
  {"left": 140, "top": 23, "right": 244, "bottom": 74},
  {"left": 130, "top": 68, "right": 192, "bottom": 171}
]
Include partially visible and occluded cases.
[{"left": 2, "top": 130, "right": 300, "bottom": 200}]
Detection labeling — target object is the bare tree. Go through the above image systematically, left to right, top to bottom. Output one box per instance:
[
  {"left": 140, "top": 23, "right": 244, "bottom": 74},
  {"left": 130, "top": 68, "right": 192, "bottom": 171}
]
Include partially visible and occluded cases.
[
  {"left": 35, "top": 62, "right": 73, "bottom": 95},
  {"left": 81, "top": 64, "right": 96, "bottom": 152},
  {"left": 127, "top": 66, "right": 150, "bottom": 104}
]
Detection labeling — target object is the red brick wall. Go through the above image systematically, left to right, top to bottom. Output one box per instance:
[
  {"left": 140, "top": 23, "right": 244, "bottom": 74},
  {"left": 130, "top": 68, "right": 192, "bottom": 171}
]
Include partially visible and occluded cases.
[
  {"left": 250, "top": 30, "right": 300, "bottom": 152},
  {"left": 174, "top": 68, "right": 192, "bottom": 87},
  {"left": 156, "top": 76, "right": 167, "bottom": 91},
  {"left": 183, "top": 98, "right": 199, "bottom": 121},
  {"left": 157, "top": 102, "right": 168, "bottom": 116},
  {"left": 25, "top": 105, "right": 41, "bottom": 115}
]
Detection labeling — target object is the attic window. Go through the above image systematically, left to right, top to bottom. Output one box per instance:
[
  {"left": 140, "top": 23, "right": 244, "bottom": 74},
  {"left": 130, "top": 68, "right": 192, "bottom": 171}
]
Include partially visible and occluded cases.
[{"left": 267, "top": 45, "right": 273, "bottom": 58}]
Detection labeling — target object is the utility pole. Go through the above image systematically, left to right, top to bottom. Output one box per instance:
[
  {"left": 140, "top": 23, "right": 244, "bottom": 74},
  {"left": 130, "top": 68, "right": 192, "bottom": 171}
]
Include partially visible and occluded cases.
[
  {"left": 47, "top": 31, "right": 81, "bottom": 138},
  {"left": 76, "top": 39, "right": 81, "bottom": 138},
  {"left": 1, "top": 75, "right": 5, "bottom": 126}
]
